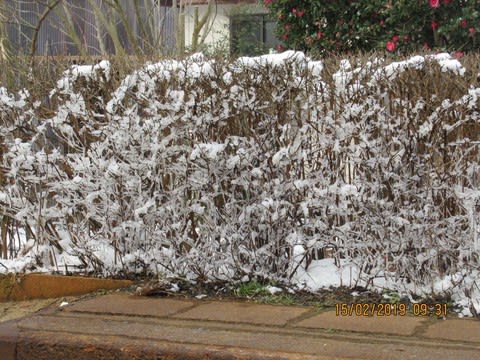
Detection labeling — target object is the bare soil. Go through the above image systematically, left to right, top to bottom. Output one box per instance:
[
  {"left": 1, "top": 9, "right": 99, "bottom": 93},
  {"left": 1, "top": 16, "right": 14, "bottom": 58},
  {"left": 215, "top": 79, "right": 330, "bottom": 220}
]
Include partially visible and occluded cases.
[{"left": 0, "top": 298, "right": 65, "bottom": 323}]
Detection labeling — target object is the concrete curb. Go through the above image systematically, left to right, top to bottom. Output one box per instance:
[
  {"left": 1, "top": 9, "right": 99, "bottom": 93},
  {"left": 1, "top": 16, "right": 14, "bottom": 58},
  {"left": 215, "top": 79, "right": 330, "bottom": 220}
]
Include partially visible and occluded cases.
[
  {"left": 0, "top": 273, "right": 132, "bottom": 301},
  {"left": 0, "top": 320, "right": 17, "bottom": 359},
  {"left": 14, "top": 332, "right": 328, "bottom": 360}
]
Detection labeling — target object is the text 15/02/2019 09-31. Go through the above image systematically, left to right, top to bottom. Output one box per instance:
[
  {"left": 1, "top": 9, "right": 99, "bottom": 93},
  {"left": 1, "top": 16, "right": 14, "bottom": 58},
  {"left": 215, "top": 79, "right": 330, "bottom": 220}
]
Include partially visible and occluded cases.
[{"left": 335, "top": 303, "right": 448, "bottom": 317}]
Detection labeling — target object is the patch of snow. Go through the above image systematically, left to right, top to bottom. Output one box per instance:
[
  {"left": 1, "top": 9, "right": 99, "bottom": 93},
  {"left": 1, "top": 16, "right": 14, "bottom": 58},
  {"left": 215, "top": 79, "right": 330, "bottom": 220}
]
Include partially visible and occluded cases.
[
  {"left": 437, "top": 58, "right": 465, "bottom": 76},
  {"left": 293, "top": 259, "right": 360, "bottom": 290},
  {"left": 169, "top": 283, "right": 180, "bottom": 292},
  {"left": 266, "top": 285, "right": 282, "bottom": 295}
]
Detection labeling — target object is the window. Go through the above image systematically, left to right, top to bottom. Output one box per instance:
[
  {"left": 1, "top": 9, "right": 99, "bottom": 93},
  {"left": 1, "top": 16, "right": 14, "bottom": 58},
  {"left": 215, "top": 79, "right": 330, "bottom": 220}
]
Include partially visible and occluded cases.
[{"left": 230, "top": 14, "right": 279, "bottom": 56}]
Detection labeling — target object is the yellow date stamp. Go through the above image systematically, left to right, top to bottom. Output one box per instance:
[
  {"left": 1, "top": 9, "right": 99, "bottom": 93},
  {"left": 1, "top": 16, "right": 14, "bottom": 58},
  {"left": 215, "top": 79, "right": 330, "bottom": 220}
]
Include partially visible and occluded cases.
[{"left": 335, "top": 303, "right": 448, "bottom": 317}]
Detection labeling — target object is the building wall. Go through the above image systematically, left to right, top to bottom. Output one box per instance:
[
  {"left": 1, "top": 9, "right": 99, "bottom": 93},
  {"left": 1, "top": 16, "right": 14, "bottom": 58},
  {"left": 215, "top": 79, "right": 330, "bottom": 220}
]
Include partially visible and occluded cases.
[{"left": 183, "top": 2, "right": 267, "bottom": 52}]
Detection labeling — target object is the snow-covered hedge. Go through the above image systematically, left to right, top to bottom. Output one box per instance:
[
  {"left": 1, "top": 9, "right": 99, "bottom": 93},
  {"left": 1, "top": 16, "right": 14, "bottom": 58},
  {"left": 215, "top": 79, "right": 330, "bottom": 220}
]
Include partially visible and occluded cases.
[{"left": 0, "top": 52, "right": 479, "bottom": 296}]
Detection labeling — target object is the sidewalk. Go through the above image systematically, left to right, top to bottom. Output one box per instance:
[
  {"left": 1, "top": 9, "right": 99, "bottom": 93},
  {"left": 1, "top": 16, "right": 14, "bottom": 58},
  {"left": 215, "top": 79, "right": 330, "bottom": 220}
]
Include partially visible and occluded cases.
[{"left": 0, "top": 292, "right": 479, "bottom": 359}]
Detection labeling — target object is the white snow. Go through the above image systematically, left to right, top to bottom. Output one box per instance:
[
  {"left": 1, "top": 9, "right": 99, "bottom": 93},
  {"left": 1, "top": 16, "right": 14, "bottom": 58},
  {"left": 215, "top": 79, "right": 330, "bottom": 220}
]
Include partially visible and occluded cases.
[
  {"left": 52, "top": 60, "right": 111, "bottom": 96},
  {"left": 293, "top": 259, "right": 360, "bottom": 289},
  {"left": 266, "top": 285, "right": 283, "bottom": 295}
]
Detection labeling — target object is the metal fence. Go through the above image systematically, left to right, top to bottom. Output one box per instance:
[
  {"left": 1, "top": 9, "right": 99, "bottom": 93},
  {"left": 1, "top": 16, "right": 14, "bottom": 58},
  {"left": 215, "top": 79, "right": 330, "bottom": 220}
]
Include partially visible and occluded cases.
[{"left": 2, "top": 0, "right": 175, "bottom": 56}]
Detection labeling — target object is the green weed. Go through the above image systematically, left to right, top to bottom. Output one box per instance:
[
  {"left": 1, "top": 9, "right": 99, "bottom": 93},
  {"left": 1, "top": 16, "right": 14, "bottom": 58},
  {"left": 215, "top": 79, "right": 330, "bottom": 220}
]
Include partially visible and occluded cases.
[
  {"left": 234, "top": 280, "right": 268, "bottom": 298},
  {"left": 258, "top": 294, "right": 296, "bottom": 305}
]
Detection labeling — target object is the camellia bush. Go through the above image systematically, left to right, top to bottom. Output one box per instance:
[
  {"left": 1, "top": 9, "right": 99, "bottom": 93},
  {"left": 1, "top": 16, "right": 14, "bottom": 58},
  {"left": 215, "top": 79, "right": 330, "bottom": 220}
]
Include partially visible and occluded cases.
[{"left": 262, "top": 0, "right": 480, "bottom": 54}]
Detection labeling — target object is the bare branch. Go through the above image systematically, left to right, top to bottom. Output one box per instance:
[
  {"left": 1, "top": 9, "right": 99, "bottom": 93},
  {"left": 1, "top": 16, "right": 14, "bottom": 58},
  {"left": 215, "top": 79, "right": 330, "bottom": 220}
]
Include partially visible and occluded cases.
[
  {"left": 30, "top": 0, "right": 63, "bottom": 68},
  {"left": 191, "top": 0, "right": 213, "bottom": 52}
]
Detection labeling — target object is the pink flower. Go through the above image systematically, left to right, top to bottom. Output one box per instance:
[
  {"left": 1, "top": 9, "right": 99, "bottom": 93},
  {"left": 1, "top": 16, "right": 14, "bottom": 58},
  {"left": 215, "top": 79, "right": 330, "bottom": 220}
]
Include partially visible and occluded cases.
[
  {"left": 263, "top": 0, "right": 272, "bottom": 6},
  {"left": 429, "top": 0, "right": 440, "bottom": 8},
  {"left": 443, "top": 0, "right": 450, "bottom": 4},
  {"left": 292, "top": 8, "right": 304, "bottom": 17},
  {"left": 459, "top": 19, "right": 467, "bottom": 28},
  {"left": 379, "top": 20, "right": 385, "bottom": 27},
  {"left": 431, "top": 20, "right": 438, "bottom": 31},
  {"left": 284, "top": 23, "right": 290, "bottom": 31},
  {"left": 469, "top": 27, "right": 475, "bottom": 34},
  {"left": 316, "top": 32, "right": 323, "bottom": 40},
  {"left": 281, "top": 33, "right": 288, "bottom": 41},
  {"left": 403, "top": 34, "right": 409, "bottom": 42},
  {"left": 392, "top": 35, "right": 399, "bottom": 43},
  {"left": 386, "top": 41, "right": 395, "bottom": 52},
  {"left": 423, "top": 42, "right": 430, "bottom": 50},
  {"left": 275, "top": 44, "right": 285, "bottom": 52},
  {"left": 454, "top": 50, "right": 463, "bottom": 59}
]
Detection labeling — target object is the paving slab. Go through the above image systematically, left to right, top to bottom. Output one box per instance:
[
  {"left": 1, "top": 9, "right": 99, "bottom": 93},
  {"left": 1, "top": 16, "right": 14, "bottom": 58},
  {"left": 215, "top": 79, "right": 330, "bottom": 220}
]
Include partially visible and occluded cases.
[
  {"left": 1, "top": 293, "right": 480, "bottom": 360},
  {"left": 64, "top": 294, "right": 195, "bottom": 317},
  {"left": 173, "top": 300, "right": 308, "bottom": 325},
  {"left": 294, "top": 310, "right": 425, "bottom": 336},
  {"left": 423, "top": 318, "right": 480, "bottom": 342}
]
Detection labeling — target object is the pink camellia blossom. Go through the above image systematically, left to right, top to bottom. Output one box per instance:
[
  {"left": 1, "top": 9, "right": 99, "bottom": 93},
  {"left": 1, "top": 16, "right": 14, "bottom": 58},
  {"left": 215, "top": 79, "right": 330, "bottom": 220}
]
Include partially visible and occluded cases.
[
  {"left": 263, "top": 0, "right": 272, "bottom": 6},
  {"left": 429, "top": 0, "right": 440, "bottom": 8},
  {"left": 443, "top": 0, "right": 450, "bottom": 4},
  {"left": 291, "top": 8, "right": 297, "bottom": 14},
  {"left": 296, "top": 9, "right": 305, "bottom": 17},
  {"left": 459, "top": 19, "right": 467, "bottom": 28},
  {"left": 431, "top": 20, "right": 438, "bottom": 31},
  {"left": 284, "top": 23, "right": 290, "bottom": 31},
  {"left": 469, "top": 27, "right": 475, "bottom": 34},
  {"left": 316, "top": 31, "right": 323, "bottom": 40},
  {"left": 281, "top": 33, "right": 288, "bottom": 41},
  {"left": 403, "top": 34, "right": 409, "bottom": 42},
  {"left": 392, "top": 35, "right": 399, "bottom": 43},
  {"left": 386, "top": 41, "right": 395, "bottom": 52},
  {"left": 275, "top": 44, "right": 284, "bottom": 52},
  {"left": 454, "top": 50, "right": 463, "bottom": 59}
]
